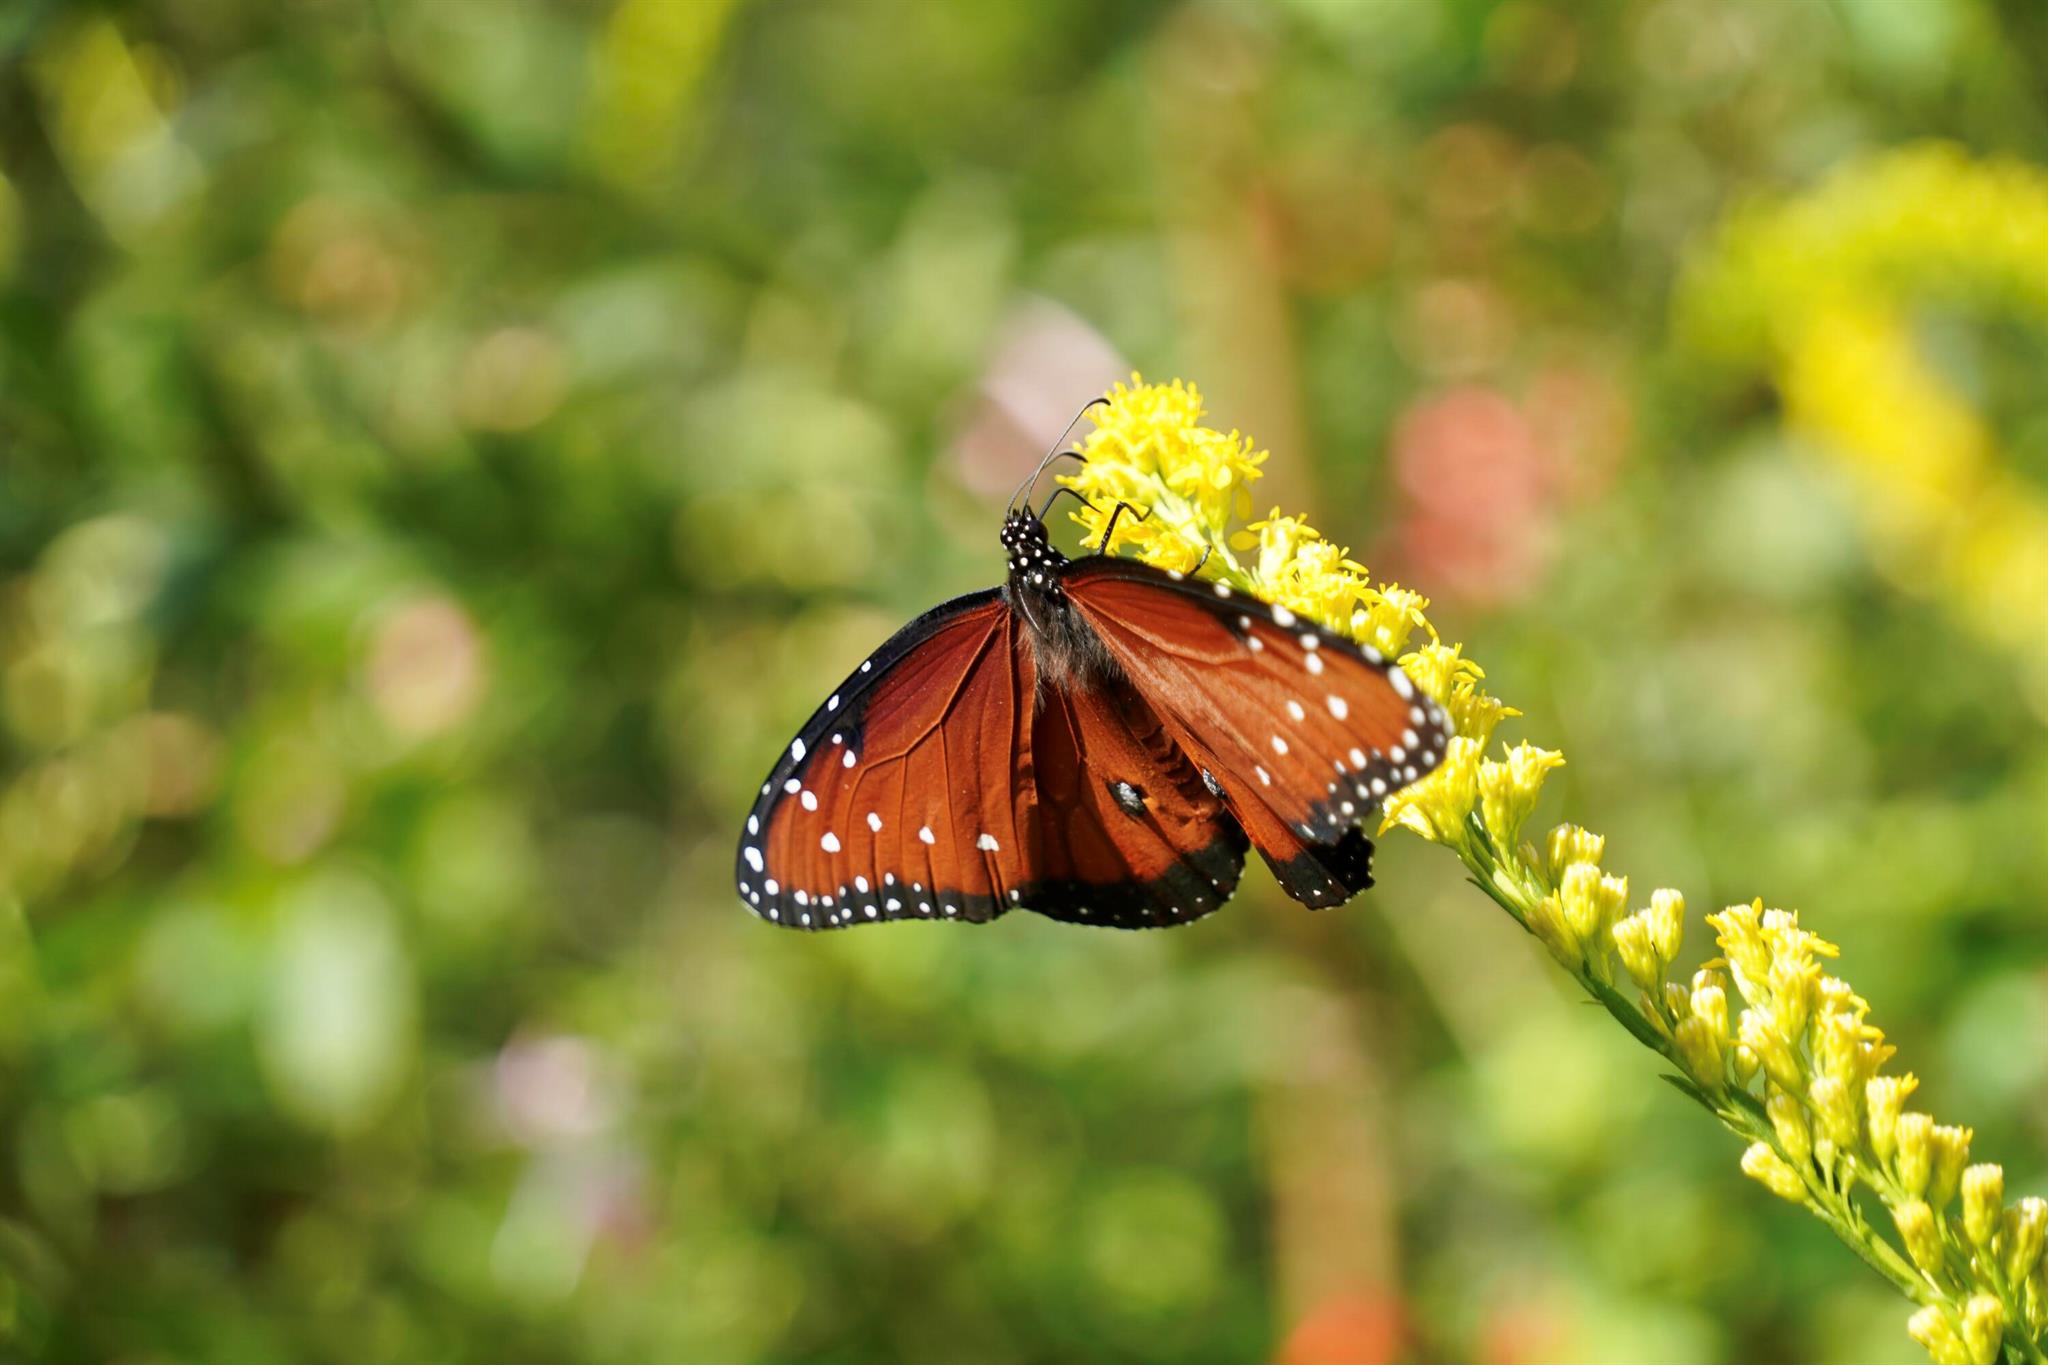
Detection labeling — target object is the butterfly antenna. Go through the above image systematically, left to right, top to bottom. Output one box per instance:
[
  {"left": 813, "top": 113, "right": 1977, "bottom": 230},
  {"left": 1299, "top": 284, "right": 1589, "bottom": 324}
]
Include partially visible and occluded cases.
[{"left": 1007, "top": 396, "right": 1110, "bottom": 516}]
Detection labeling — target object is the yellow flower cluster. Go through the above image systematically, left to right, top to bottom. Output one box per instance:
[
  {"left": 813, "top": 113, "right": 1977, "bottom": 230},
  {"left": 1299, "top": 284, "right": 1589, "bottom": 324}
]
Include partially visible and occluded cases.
[
  {"left": 1678, "top": 143, "right": 2048, "bottom": 710},
  {"left": 1063, "top": 377, "right": 1270, "bottom": 576},
  {"left": 1065, "top": 378, "right": 2047, "bottom": 1365}
]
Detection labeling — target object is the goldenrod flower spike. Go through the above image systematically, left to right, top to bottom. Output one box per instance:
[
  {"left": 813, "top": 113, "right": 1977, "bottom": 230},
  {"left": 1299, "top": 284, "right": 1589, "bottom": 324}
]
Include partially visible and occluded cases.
[{"left": 1060, "top": 379, "right": 2048, "bottom": 1365}]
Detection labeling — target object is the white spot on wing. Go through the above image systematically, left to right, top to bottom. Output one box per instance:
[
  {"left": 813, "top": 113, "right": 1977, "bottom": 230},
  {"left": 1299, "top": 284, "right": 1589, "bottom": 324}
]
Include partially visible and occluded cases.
[
  {"left": 1271, "top": 605, "right": 1296, "bottom": 627},
  {"left": 1300, "top": 633, "right": 1319, "bottom": 650},
  {"left": 1305, "top": 652, "right": 1323, "bottom": 675},
  {"left": 861, "top": 660, "right": 872, "bottom": 672},
  {"left": 1390, "top": 669, "right": 1415, "bottom": 699},
  {"left": 827, "top": 694, "right": 840, "bottom": 711},
  {"left": 1327, "top": 695, "right": 1349, "bottom": 720},
  {"left": 1286, "top": 699, "right": 1306, "bottom": 721},
  {"left": 1271, "top": 735, "right": 1289, "bottom": 755},
  {"left": 791, "top": 738, "right": 806, "bottom": 761},
  {"left": 1349, "top": 747, "right": 1367, "bottom": 767},
  {"left": 843, "top": 750, "right": 856, "bottom": 768},
  {"left": 1255, "top": 765, "right": 1272, "bottom": 785},
  {"left": 783, "top": 778, "right": 801, "bottom": 794},
  {"left": 800, "top": 789, "right": 818, "bottom": 811},
  {"left": 867, "top": 811, "right": 882, "bottom": 832},
  {"left": 747, "top": 815, "right": 758, "bottom": 835},
  {"left": 918, "top": 825, "right": 935, "bottom": 845},
  {"left": 820, "top": 831, "right": 840, "bottom": 853},
  {"left": 977, "top": 833, "right": 999, "bottom": 851},
  {"left": 744, "top": 846, "right": 764, "bottom": 873},
  {"left": 855, "top": 875, "right": 869, "bottom": 892},
  {"left": 764, "top": 878, "right": 779, "bottom": 894}
]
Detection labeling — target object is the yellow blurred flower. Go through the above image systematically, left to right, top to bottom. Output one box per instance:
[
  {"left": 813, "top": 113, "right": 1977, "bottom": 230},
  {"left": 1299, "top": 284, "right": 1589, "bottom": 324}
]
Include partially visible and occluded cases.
[{"left": 1680, "top": 144, "right": 2048, "bottom": 713}]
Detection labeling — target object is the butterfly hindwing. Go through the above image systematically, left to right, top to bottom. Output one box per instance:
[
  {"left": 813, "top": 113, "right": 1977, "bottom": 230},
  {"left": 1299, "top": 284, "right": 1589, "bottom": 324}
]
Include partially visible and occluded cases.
[
  {"left": 1060, "top": 557, "right": 1451, "bottom": 908},
  {"left": 1018, "top": 672, "right": 1248, "bottom": 928}
]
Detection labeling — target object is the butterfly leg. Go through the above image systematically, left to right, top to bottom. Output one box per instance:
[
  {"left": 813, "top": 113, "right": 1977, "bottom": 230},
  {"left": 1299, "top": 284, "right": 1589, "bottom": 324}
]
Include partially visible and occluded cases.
[{"left": 1097, "top": 501, "right": 1151, "bottom": 553}]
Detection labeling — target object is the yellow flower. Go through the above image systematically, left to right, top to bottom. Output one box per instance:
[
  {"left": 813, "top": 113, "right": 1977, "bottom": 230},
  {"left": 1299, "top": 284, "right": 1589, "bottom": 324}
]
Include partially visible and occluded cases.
[
  {"left": 1063, "top": 376, "right": 1265, "bottom": 573},
  {"left": 1398, "top": 642, "right": 1517, "bottom": 747},
  {"left": 1380, "top": 735, "right": 1481, "bottom": 851},
  {"left": 1478, "top": 743, "right": 1565, "bottom": 853},
  {"left": 1540, "top": 823, "right": 1606, "bottom": 884},
  {"left": 1867, "top": 1074, "right": 1920, "bottom": 1163},
  {"left": 1767, "top": 1089, "right": 1813, "bottom": 1168},
  {"left": 1897, "top": 1113, "right": 1936, "bottom": 1197},
  {"left": 1741, "top": 1142, "right": 1809, "bottom": 1204},
  {"left": 1961, "top": 1164, "right": 2005, "bottom": 1249},
  {"left": 2005, "top": 1197, "right": 2047, "bottom": 1286},
  {"left": 1893, "top": 1199, "right": 1944, "bottom": 1276},
  {"left": 1962, "top": 1296, "right": 2006, "bottom": 1365},
  {"left": 1908, "top": 1304, "right": 1972, "bottom": 1365}
]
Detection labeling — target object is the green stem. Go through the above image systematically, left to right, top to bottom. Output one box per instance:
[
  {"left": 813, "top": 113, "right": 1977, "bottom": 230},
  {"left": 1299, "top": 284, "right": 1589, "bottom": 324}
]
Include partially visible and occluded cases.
[{"left": 1449, "top": 836, "right": 1954, "bottom": 1314}]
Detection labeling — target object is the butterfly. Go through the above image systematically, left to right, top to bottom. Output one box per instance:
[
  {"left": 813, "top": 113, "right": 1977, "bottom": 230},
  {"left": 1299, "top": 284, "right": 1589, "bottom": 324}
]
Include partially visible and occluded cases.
[{"left": 734, "top": 431, "right": 1451, "bottom": 932}]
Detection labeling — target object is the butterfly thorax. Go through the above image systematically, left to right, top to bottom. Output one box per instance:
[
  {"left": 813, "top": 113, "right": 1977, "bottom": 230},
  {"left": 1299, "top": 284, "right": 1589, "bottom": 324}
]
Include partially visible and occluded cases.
[{"left": 1000, "top": 510, "right": 1113, "bottom": 689}]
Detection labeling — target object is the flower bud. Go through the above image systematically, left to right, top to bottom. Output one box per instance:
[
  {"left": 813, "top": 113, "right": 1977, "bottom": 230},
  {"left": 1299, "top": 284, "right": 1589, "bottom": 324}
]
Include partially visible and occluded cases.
[
  {"left": 1544, "top": 823, "right": 1604, "bottom": 881},
  {"left": 1558, "top": 863, "right": 1625, "bottom": 965},
  {"left": 1646, "top": 888, "right": 1684, "bottom": 969},
  {"left": 1612, "top": 913, "right": 1663, "bottom": 994},
  {"left": 1769, "top": 957, "right": 1817, "bottom": 1043},
  {"left": 1663, "top": 981, "right": 1693, "bottom": 1022},
  {"left": 1690, "top": 984, "right": 1730, "bottom": 1041},
  {"left": 1738, "top": 1006, "right": 1802, "bottom": 1091},
  {"left": 1676, "top": 1016, "right": 1724, "bottom": 1091},
  {"left": 1731, "top": 1043, "right": 1761, "bottom": 1087},
  {"left": 1807, "top": 1074, "right": 1859, "bottom": 1154},
  {"left": 1866, "top": 1075, "right": 1919, "bottom": 1163},
  {"left": 1766, "top": 1089, "right": 1812, "bottom": 1168},
  {"left": 1896, "top": 1112, "right": 1935, "bottom": 1196},
  {"left": 1930, "top": 1125, "right": 1974, "bottom": 1210},
  {"left": 1741, "top": 1141, "right": 1808, "bottom": 1204},
  {"left": 1961, "top": 1164, "right": 2004, "bottom": 1248},
  {"left": 2004, "top": 1196, "right": 2047, "bottom": 1285},
  {"left": 1892, "top": 1199, "right": 1944, "bottom": 1275},
  {"left": 1961, "top": 1294, "right": 2004, "bottom": 1365},
  {"left": 1907, "top": 1304, "right": 1970, "bottom": 1365}
]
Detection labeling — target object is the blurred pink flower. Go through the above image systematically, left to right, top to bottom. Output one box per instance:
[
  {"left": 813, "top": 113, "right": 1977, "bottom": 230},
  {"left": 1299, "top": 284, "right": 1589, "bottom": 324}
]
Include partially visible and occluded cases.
[
  {"left": 949, "top": 296, "right": 1126, "bottom": 501},
  {"left": 1381, "top": 366, "right": 1629, "bottom": 606},
  {"left": 494, "top": 1033, "right": 622, "bottom": 1148}
]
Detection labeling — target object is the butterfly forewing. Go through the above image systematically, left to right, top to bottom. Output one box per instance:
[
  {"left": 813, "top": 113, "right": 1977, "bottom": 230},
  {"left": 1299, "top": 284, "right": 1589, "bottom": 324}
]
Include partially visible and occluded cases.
[
  {"left": 1061, "top": 558, "right": 1451, "bottom": 907},
  {"left": 736, "top": 591, "right": 1030, "bottom": 929}
]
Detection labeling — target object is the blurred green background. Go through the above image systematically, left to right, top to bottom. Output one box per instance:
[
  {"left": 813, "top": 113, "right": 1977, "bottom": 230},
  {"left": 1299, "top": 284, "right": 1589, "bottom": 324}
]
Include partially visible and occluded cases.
[{"left": 4, "top": 1, "right": 2048, "bottom": 1361}]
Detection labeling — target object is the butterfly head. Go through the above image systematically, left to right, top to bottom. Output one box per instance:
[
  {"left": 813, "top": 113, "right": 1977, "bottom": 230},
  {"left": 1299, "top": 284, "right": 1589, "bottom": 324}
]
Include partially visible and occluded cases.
[{"left": 1000, "top": 508, "right": 1068, "bottom": 590}]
